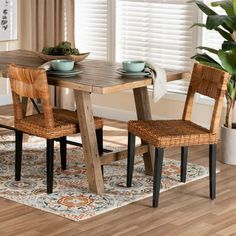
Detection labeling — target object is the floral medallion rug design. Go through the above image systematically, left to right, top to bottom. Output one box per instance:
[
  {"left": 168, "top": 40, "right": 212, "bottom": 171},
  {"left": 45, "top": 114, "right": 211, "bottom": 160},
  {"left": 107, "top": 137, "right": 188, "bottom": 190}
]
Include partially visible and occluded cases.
[{"left": 0, "top": 135, "right": 209, "bottom": 221}]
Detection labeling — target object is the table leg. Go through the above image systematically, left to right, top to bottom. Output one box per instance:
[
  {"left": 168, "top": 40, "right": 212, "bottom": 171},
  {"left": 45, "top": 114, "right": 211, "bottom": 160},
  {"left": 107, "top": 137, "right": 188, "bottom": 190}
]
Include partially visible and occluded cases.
[
  {"left": 133, "top": 87, "right": 154, "bottom": 175},
  {"left": 74, "top": 90, "right": 104, "bottom": 194}
]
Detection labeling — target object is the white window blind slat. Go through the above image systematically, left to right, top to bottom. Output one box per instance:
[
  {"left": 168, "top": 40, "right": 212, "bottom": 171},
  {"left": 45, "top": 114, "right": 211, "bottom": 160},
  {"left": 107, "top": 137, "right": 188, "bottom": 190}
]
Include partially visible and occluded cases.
[{"left": 75, "top": 0, "right": 108, "bottom": 60}]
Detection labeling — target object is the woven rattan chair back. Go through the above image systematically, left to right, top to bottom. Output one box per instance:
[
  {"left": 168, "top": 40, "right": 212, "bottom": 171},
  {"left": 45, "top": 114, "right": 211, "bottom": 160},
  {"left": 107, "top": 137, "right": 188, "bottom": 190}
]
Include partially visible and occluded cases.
[
  {"left": 182, "top": 63, "right": 229, "bottom": 134},
  {"left": 7, "top": 64, "right": 54, "bottom": 129}
]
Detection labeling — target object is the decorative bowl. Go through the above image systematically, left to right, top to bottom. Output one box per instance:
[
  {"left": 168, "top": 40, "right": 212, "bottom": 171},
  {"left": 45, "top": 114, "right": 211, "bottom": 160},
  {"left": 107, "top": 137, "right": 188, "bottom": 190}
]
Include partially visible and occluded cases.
[
  {"left": 36, "top": 52, "right": 90, "bottom": 63},
  {"left": 51, "top": 59, "right": 75, "bottom": 71},
  {"left": 122, "top": 60, "right": 145, "bottom": 73}
]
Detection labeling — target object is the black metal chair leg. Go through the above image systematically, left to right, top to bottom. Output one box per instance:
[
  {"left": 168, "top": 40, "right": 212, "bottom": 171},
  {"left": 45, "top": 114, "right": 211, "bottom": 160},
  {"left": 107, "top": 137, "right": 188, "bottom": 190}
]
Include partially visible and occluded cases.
[
  {"left": 96, "top": 128, "right": 103, "bottom": 155},
  {"left": 96, "top": 128, "right": 104, "bottom": 177},
  {"left": 15, "top": 130, "right": 23, "bottom": 181},
  {"left": 127, "top": 132, "right": 136, "bottom": 187},
  {"left": 60, "top": 136, "right": 67, "bottom": 170},
  {"left": 46, "top": 139, "right": 54, "bottom": 194},
  {"left": 209, "top": 144, "right": 216, "bottom": 200},
  {"left": 181, "top": 146, "right": 188, "bottom": 183},
  {"left": 153, "top": 148, "right": 164, "bottom": 208},
  {"left": 101, "top": 165, "right": 104, "bottom": 176}
]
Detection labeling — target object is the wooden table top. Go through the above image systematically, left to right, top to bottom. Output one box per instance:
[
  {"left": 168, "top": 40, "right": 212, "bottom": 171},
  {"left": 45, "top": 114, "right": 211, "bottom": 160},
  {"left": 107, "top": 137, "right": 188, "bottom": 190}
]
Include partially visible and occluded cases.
[{"left": 0, "top": 49, "right": 190, "bottom": 94}]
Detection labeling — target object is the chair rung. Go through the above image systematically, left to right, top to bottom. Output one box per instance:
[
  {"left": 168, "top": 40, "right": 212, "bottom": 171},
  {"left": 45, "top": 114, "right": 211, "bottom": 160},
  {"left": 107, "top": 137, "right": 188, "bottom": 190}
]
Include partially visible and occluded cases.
[
  {"left": 0, "top": 124, "right": 16, "bottom": 131},
  {"left": 54, "top": 139, "right": 112, "bottom": 153}
]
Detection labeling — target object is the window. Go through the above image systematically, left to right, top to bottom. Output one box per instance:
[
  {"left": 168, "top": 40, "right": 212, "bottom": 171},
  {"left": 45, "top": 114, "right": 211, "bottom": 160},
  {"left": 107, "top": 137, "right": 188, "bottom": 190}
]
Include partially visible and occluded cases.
[
  {"left": 75, "top": 0, "right": 205, "bottom": 95},
  {"left": 75, "top": 0, "right": 108, "bottom": 60},
  {"left": 116, "top": 0, "right": 195, "bottom": 70},
  {"left": 200, "top": 0, "right": 224, "bottom": 63},
  {"left": 201, "top": 0, "right": 225, "bottom": 50}
]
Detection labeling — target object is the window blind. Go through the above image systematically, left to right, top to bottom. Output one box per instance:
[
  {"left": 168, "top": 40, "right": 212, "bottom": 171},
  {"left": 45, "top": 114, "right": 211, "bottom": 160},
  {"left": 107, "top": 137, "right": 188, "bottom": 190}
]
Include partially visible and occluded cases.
[
  {"left": 75, "top": 0, "right": 108, "bottom": 60},
  {"left": 75, "top": 0, "right": 199, "bottom": 94},
  {"left": 116, "top": 0, "right": 196, "bottom": 93}
]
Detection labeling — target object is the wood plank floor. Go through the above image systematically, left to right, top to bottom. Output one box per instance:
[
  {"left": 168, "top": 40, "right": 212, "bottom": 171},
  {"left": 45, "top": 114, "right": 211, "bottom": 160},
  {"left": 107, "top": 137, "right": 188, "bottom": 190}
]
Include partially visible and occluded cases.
[{"left": 1, "top": 105, "right": 236, "bottom": 235}]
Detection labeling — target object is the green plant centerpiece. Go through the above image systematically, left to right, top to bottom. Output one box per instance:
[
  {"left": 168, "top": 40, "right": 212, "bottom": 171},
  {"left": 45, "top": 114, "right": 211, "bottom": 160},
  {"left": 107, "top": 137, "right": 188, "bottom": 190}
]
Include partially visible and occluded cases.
[
  {"left": 191, "top": 0, "right": 236, "bottom": 128},
  {"left": 39, "top": 41, "right": 89, "bottom": 63},
  {"left": 42, "top": 41, "right": 80, "bottom": 56}
]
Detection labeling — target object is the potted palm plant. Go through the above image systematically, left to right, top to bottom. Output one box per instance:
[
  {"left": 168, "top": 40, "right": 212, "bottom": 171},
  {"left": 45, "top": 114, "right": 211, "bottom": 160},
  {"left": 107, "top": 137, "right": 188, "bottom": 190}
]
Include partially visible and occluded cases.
[{"left": 191, "top": 0, "right": 236, "bottom": 164}]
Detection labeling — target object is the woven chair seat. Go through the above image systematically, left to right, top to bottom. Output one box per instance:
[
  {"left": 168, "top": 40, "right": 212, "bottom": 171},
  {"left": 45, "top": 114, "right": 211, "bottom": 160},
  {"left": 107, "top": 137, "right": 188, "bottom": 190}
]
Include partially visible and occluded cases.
[
  {"left": 15, "top": 108, "right": 103, "bottom": 139},
  {"left": 53, "top": 109, "right": 103, "bottom": 129},
  {"left": 128, "top": 119, "right": 217, "bottom": 148}
]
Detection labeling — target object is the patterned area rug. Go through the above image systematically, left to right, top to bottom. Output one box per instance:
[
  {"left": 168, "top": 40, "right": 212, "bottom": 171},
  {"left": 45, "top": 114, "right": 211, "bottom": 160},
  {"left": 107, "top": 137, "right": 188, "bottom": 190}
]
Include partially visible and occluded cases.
[{"left": 0, "top": 135, "right": 209, "bottom": 221}]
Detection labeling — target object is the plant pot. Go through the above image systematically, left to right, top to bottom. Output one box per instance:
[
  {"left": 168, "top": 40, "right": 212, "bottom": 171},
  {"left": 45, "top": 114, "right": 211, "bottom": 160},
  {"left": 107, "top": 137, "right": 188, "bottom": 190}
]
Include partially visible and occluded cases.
[{"left": 221, "top": 125, "right": 236, "bottom": 165}]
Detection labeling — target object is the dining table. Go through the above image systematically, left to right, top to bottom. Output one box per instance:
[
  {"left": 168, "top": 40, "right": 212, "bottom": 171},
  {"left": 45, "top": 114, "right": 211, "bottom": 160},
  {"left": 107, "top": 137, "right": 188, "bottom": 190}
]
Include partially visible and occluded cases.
[{"left": 0, "top": 50, "right": 190, "bottom": 194}]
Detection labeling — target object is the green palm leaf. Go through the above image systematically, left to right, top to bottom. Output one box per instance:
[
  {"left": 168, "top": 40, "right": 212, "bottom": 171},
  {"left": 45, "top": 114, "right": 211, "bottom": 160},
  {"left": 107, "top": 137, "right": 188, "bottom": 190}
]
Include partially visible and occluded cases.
[
  {"left": 188, "top": 0, "right": 217, "bottom": 15},
  {"left": 211, "top": 0, "right": 235, "bottom": 16},
  {"left": 234, "top": 0, "right": 236, "bottom": 15},
  {"left": 206, "top": 15, "right": 236, "bottom": 32},
  {"left": 190, "top": 23, "right": 206, "bottom": 28},
  {"left": 191, "top": 23, "right": 233, "bottom": 40},
  {"left": 215, "top": 27, "right": 234, "bottom": 41},
  {"left": 222, "top": 41, "right": 236, "bottom": 50},
  {"left": 197, "top": 46, "right": 219, "bottom": 54},
  {"left": 218, "top": 49, "right": 236, "bottom": 74},
  {"left": 191, "top": 53, "right": 224, "bottom": 70},
  {"left": 227, "top": 77, "right": 236, "bottom": 100}
]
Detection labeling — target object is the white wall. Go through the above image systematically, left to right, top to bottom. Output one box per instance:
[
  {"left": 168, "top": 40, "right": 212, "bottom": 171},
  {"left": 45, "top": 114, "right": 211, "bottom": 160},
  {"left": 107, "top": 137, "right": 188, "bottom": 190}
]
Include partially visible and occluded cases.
[{"left": 92, "top": 90, "right": 224, "bottom": 128}]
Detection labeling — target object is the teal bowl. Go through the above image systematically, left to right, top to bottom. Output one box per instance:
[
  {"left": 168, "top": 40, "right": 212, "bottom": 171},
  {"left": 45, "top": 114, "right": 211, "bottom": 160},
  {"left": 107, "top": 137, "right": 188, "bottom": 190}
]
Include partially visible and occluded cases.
[
  {"left": 51, "top": 59, "right": 75, "bottom": 71},
  {"left": 122, "top": 60, "right": 145, "bottom": 73}
]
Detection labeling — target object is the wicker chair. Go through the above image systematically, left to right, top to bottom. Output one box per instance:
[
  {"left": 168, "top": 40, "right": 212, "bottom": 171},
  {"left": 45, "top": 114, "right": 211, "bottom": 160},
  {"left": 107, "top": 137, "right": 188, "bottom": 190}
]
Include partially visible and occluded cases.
[
  {"left": 127, "top": 63, "right": 229, "bottom": 208},
  {"left": 7, "top": 64, "right": 104, "bottom": 194}
]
